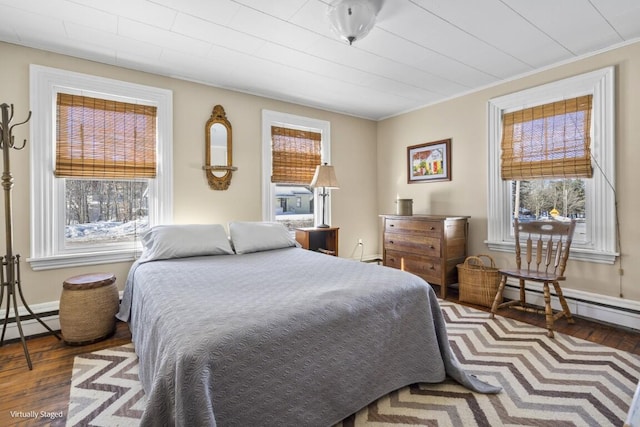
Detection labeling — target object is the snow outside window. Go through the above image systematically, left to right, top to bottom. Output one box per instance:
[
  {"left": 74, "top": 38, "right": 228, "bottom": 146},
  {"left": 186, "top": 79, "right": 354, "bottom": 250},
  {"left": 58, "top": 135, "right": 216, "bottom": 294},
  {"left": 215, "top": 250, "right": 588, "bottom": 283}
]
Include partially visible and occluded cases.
[
  {"left": 28, "top": 65, "right": 173, "bottom": 270},
  {"left": 486, "top": 66, "right": 616, "bottom": 264}
]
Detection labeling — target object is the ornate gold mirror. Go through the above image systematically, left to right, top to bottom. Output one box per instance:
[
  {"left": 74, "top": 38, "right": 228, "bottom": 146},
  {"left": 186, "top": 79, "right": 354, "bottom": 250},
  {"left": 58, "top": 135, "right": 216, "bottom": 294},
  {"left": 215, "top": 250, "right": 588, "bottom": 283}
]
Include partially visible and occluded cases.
[{"left": 203, "top": 105, "right": 236, "bottom": 190}]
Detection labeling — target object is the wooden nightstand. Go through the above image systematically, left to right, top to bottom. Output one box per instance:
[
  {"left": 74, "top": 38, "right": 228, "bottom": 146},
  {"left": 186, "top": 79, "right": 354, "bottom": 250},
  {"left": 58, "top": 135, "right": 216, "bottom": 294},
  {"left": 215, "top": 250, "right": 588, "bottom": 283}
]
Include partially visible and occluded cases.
[{"left": 295, "top": 227, "right": 339, "bottom": 256}]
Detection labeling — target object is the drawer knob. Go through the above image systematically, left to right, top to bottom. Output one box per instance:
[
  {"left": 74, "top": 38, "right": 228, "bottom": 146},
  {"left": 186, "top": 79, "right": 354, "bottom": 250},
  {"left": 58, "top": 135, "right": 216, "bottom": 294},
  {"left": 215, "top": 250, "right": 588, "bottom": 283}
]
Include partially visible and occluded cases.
[
  {"left": 390, "top": 224, "right": 395, "bottom": 227},
  {"left": 430, "top": 226, "right": 435, "bottom": 230},
  {"left": 389, "top": 240, "right": 394, "bottom": 244}
]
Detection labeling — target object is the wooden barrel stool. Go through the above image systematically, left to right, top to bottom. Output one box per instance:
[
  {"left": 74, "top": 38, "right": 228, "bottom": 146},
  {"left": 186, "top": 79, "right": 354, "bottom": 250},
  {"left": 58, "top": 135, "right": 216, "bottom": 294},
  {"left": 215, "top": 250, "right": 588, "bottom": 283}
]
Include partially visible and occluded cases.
[{"left": 59, "top": 273, "right": 118, "bottom": 345}]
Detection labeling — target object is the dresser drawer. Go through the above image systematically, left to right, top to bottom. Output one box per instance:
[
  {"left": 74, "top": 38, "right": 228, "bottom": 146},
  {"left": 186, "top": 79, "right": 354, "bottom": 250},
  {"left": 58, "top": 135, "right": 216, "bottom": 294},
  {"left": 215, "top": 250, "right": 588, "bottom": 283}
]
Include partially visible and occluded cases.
[
  {"left": 385, "top": 218, "right": 442, "bottom": 236},
  {"left": 384, "top": 233, "right": 441, "bottom": 257},
  {"left": 384, "top": 250, "right": 442, "bottom": 284}
]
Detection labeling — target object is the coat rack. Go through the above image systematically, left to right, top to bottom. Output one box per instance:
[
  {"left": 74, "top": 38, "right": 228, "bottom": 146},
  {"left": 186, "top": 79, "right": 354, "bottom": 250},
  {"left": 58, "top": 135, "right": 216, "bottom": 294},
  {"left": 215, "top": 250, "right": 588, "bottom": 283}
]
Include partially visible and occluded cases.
[{"left": 0, "top": 103, "right": 60, "bottom": 370}]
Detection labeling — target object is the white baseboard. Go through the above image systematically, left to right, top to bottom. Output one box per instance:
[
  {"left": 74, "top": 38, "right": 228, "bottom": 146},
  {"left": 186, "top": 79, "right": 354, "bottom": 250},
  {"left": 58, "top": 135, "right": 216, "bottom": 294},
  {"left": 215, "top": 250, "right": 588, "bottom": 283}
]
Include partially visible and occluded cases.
[
  {"left": 351, "top": 253, "right": 383, "bottom": 263},
  {"left": 502, "top": 281, "right": 640, "bottom": 331},
  {"left": 3, "top": 287, "right": 639, "bottom": 340},
  {"left": 1, "top": 291, "right": 125, "bottom": 342},
  {"left": 1, "top": 300, "right": 61, "bottom": 342}
]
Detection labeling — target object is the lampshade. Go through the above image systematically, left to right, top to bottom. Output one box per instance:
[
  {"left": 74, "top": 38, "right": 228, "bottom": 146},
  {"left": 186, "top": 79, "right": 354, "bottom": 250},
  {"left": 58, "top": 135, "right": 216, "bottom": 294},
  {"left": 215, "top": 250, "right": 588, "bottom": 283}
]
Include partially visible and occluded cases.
[
  {"left": 326, "top": 0, "right": 376, "bottom": 45},
  {"left": 310, "top": 164, "right": 340, "bottom": 189}
]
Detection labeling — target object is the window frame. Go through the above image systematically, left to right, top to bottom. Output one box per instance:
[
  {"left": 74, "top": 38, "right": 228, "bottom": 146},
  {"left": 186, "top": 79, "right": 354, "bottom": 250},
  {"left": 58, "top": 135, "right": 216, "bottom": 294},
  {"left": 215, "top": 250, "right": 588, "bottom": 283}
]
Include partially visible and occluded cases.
[
  {"left": 28, "top": 65, "right": 173, "bottom": 270},
  {"left": 487, "top": 66, "right": 617, "bottom": 264},
  {"left": 261, "top": 110, "right": 331, "bottom": 227}
]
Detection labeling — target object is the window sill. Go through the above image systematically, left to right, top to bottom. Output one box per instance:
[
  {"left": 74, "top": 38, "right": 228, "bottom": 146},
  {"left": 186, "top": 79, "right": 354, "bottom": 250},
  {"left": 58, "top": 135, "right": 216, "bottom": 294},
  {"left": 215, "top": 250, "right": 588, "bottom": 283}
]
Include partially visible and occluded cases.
[
  {"left": 485, "top": 240, "right": 618, "bottom": 265},
  {"left": 27, "top": 249, "right": 140, "bottom": 271}
]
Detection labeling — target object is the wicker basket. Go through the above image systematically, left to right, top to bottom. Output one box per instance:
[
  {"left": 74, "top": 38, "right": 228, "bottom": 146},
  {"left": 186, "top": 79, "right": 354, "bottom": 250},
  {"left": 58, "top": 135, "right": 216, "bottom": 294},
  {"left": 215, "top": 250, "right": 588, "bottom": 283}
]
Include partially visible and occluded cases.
[
  {"left": 457, "top": 255, "right": 502, "bottom": 307},
  {"left": 59, "top": 273, "right": 118, "bottom": 345}
]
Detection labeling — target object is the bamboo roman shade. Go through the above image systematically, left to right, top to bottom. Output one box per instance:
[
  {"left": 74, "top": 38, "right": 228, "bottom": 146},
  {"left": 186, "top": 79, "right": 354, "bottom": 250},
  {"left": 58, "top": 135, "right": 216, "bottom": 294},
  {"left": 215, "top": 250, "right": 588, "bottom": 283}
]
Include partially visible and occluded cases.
[
  {"left": 55, "top": 93, "right": 158, "bottom": 178},
  {"left": 501, "top": 95, "right": 593, "bottom": 180},
  {"left": 271, "top": 126, "right": 321, "bottom": 185}
]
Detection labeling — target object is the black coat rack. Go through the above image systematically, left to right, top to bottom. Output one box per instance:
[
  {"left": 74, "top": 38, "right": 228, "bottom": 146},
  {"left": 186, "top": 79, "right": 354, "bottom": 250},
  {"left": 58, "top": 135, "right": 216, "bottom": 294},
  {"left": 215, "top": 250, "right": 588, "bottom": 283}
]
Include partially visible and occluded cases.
[{"left": 0, "top": 103, "right": 60, "bottom": 370}]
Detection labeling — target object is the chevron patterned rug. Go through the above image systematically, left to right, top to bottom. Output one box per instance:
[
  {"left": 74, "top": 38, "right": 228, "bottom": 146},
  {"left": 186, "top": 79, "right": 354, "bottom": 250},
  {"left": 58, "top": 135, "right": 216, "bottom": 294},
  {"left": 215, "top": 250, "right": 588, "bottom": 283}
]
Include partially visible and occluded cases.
[{"left": 66, "top": 301, "right": 640, "bottom": 426}]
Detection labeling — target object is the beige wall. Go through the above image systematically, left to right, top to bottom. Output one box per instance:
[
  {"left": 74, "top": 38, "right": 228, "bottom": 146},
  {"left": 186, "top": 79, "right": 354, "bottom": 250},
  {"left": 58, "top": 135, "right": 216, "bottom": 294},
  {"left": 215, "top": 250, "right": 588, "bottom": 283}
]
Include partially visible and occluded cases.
[
  {"left": 3, "top": 39, "right": 637, "bottom": 310},
  {"left": 377, "top": 41, "right": 640, "bottom": 304},
  {"left": 0, "top": 42, "right": 379, "bottom": 306}
]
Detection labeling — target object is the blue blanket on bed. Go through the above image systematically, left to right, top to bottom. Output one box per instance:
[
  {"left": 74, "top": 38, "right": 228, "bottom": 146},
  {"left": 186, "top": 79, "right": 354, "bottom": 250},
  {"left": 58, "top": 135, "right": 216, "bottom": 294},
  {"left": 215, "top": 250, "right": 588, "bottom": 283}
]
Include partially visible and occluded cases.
[{"left": 117, "top": 247, "right": 500, "bottom": 426}]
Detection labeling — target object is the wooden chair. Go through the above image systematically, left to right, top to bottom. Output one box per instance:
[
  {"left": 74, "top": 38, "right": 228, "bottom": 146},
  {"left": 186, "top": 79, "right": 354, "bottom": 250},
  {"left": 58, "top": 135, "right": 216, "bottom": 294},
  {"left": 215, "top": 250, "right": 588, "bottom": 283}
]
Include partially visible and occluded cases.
[{"left": 490, "top": 218, "right": 577, "bottom": 338}]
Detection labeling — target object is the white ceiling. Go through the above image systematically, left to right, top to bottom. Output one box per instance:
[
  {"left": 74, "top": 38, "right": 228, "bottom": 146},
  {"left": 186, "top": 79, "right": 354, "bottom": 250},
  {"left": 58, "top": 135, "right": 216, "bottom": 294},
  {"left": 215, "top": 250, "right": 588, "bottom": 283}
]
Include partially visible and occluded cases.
[{"left": 1, "top": 0, "right": 639, "bottom": 120}]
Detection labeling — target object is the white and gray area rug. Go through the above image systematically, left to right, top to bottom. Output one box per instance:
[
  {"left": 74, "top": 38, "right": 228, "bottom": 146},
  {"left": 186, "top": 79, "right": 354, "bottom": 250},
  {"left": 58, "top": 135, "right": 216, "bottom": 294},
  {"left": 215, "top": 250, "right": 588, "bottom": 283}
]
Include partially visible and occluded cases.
[{"left": 66, "top": 301, "right": 640, "bottom": 426}]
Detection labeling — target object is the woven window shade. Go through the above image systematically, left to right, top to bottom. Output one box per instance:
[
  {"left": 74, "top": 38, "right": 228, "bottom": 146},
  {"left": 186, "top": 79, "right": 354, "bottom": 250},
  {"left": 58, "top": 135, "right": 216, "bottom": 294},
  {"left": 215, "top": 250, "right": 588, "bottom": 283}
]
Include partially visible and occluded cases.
[
  {"left": 55, "top": 93, "right": 157, "bottom": 178},
  {"left": 501, "top": 95, "right": 593, "bottom": 180},
  {"left": 271, "top": 126, "right": 321, "bottom": 185}
]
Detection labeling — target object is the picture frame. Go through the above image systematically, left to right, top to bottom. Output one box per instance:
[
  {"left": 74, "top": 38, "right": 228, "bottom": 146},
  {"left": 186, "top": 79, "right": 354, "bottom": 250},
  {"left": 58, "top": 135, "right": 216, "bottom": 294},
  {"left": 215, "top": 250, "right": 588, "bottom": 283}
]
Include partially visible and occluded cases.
[{"left": 407, "top": 138, "right": 451, "bottom": 183}]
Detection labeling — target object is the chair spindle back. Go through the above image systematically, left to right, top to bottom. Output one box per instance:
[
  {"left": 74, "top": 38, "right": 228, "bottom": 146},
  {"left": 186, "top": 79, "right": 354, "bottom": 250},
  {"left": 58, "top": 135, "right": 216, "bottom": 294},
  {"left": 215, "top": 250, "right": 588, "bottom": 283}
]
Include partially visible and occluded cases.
[{"left": 513, "top": 219, "right": 577, "bottom": 277}]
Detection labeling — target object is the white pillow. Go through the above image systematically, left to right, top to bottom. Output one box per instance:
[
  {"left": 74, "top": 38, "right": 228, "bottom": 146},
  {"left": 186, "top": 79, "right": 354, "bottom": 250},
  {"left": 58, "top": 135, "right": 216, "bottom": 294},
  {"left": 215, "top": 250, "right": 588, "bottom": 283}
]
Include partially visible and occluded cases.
[
  {"left": 229, "top": 221, "right": 297, "bottom": 254},
  {"left": 139, "top": 224, "right": 234, "bottom": 262}
]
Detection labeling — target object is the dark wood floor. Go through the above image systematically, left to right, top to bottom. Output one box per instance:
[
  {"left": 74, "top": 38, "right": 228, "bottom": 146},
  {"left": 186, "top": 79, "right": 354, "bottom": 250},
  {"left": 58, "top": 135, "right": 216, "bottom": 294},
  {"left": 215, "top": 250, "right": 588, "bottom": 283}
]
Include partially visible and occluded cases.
[
  {"left": 0, "top": 293, "right": 638, "bottom": 426},
  {"left": 0, "top": 323, "right": 132, "bottom": 427}
]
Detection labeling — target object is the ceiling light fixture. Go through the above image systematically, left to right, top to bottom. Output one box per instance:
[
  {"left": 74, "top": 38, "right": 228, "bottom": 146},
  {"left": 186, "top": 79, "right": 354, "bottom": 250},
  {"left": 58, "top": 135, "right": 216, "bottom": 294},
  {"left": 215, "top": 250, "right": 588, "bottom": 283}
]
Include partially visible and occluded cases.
[{"left": 327, "top": 0, "right": 377, "bottom": 46}]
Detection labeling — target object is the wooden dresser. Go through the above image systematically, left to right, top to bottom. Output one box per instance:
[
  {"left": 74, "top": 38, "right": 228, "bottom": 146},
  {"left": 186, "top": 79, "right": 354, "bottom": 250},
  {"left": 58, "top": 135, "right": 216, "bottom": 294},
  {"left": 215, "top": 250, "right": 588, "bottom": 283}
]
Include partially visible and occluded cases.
[{"left": 381, "top": 215, "right": 469, "bottom": 299}]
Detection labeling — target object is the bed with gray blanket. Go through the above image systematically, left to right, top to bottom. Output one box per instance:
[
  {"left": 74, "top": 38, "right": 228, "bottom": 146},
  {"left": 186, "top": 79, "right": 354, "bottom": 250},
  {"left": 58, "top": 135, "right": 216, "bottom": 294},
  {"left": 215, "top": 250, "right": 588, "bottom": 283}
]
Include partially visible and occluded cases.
[{"left": 117, "top": 223, "right": 499, "bottom": 426}]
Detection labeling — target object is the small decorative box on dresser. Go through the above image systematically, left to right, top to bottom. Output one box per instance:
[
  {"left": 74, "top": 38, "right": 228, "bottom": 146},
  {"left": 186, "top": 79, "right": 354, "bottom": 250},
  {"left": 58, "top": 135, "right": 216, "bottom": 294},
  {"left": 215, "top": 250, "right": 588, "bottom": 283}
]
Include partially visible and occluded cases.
[
  {"left": 381, "top": 215, "right": 470, "bottom": 299},
  {"left": 295, "top": 227, "right": 339, "bottom": 256}
]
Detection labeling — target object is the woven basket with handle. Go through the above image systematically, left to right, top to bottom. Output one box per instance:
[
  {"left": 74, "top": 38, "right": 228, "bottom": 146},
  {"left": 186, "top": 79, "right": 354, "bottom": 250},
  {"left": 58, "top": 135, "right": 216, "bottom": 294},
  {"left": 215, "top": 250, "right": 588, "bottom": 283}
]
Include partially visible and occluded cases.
[{"left": 457, "top": 255, "right": 502, "bottom": 307}]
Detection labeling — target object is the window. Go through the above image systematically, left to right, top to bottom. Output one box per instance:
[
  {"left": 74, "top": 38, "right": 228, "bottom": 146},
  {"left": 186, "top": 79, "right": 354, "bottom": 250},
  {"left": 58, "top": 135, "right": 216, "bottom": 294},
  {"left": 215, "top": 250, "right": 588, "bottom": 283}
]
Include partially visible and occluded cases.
[
  {"left": 29, "top": 65, "right": 173, "bottom": 270},
  {"left": 487, "top": 66, "right": 616, "bottom": 264},
  {"left": 57, "top": 93, "right": 157, "bottom": 248},
  {"left": 503, "top": 96, "right": 591, "bottom": 235},
  {"left": 262, "top": 110, "right": 330, "bottom": 231},
  {"left": 511, "top": 179, "right": 586, "bottom": 222},
  {"left": 64, "top": 180, "right": 150, "bottom": 247}
]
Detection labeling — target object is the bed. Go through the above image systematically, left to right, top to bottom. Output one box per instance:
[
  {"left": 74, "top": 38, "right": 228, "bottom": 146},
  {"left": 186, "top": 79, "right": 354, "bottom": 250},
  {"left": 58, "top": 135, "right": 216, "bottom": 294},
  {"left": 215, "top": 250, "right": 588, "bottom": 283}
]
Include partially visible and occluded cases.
[{"left": 117, "top": 222, "right": 499, "bottom": 426}]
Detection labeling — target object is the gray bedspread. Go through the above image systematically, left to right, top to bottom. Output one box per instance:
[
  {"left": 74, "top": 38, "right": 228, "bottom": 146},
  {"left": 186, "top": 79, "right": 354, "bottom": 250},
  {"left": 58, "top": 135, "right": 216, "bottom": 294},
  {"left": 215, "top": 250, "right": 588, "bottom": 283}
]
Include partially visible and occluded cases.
[{"left": 117, "top": 247, "right": 500, "bottom": 426}]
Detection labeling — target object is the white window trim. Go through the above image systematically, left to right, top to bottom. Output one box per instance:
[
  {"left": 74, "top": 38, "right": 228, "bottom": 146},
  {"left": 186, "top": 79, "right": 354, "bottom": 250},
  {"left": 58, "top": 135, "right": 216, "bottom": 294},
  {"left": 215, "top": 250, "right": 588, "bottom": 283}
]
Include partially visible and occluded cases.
[
  {"left": 28, "top": 65, "right": 173, "bottom": 270},
  {"left": 487, "top": 66, "right": 617, "bottom": 264},
  {"left": 261, "top": 110, "right": 331, "bottom": 226}
]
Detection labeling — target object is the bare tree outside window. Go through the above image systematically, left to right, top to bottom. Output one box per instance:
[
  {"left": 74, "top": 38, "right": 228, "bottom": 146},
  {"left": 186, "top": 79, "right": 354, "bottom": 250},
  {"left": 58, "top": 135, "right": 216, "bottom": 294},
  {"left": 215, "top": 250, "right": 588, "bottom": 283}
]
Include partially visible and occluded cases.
[
  {"left": 511, "top": 178, "right": 587, "bottom": 241},
  {"left": 65, "top": 179, "right": 149, "bottom": 246},
  {"left": 512, "top": 179, "right": 585, "bottom": 220}
]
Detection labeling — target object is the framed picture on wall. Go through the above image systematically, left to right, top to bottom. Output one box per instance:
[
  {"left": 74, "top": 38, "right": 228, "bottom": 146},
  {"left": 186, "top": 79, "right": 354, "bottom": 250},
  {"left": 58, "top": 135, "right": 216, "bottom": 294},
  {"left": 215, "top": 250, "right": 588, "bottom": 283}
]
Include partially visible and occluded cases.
[{"left": 407, "top": 138, "right": 451, "bottom": 183}]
